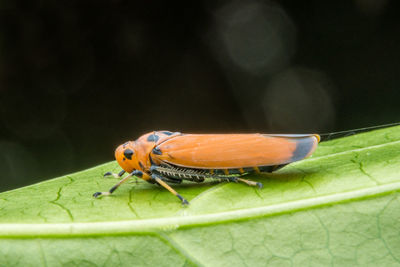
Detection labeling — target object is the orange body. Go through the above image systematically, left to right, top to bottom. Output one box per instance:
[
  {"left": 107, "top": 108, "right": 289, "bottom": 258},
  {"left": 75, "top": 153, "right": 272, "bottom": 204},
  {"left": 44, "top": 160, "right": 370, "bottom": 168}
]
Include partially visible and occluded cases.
[{"left": 115, "top": 131, "right": 320, "bottom": 180}]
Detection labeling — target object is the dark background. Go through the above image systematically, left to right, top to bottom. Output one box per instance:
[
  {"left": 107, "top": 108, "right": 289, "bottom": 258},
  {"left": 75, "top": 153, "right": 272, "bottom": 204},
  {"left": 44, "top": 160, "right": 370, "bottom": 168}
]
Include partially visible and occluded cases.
[{"left": 1, "top": 0, "right": 399, "bottom": 192}]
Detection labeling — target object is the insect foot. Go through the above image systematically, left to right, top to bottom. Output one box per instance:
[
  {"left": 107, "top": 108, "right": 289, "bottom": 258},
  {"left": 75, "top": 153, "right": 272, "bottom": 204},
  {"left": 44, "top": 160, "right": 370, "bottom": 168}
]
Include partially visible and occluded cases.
[
  {"left": 93, "top": 191, "right": 111, "bottom": 198},
  {"left": 93, "top": 192, "right": 102, "bottom": 198},
  {"left": 177, "top": 194, "right": 189, "bottom": 205}
]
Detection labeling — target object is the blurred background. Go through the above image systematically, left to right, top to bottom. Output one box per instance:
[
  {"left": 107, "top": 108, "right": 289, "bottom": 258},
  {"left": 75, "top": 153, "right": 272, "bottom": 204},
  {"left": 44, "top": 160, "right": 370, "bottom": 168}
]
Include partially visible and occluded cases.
[{"left": 0, "top": 0, "right": 399, "bottom": 192}]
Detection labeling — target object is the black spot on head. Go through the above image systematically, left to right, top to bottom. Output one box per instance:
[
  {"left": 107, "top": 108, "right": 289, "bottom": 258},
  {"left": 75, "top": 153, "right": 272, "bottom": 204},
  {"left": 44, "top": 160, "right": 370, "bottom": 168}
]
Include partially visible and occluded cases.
[
  {"left": 161, "top": 131, "right": 173, "bottom": 136},
  {"left": 147, "top": 134, "right": 160, "bottom": 142},
  {"left": 152, "top": 147, "right": 162, "bottom": 155},
  {"left": 124, "top": 149, "right": 134, "bottom": 160}
]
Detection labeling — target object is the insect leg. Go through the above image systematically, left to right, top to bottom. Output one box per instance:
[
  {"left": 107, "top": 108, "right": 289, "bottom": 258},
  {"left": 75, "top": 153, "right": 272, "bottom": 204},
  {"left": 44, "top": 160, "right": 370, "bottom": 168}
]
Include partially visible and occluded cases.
[
  {"left": 150, "top": 164, "right": 205, "bottom": 183},
  {"left": 150, "top": 165, "right": 183, "bottom": 184},
  {"left": 93, "top": 170, "right": 142, "bottom": 198},
  {"left": 103, "top": 170, "right": 126, "bottom": 179},
  {"left": 151, "top": 174, "right": 189, "bottom": 205},
  {"left": 220, "top": 176, "right": 263, "bottom": 189},
  {"left": 161, "top": 177, "right": 183, "bottom": 184},
  {"left": 237, "top": 178, "right": 263, "bottom": 188}
]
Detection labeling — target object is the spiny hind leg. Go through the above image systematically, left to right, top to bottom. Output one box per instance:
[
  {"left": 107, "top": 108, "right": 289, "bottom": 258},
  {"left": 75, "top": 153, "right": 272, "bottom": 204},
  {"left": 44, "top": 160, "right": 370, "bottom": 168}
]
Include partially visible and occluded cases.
[
  {"left": 103, "top": 170, "right": 126, "bottom": 179},
  {"left": 151, "top": 173, "right": 189, "bottom": 205},
  {"left": 218, "top": 176, "right": 263, "bottom": 189},
  {"left": 237, "top": 177, "right": 263, "bottom": 188}
]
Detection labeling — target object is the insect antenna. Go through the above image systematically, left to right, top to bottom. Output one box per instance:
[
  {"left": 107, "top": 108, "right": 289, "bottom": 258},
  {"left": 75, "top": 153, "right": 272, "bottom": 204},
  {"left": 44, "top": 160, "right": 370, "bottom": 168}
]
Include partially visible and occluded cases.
[{"left": 319, "top": 121, "right": 400, "bottom": 142}]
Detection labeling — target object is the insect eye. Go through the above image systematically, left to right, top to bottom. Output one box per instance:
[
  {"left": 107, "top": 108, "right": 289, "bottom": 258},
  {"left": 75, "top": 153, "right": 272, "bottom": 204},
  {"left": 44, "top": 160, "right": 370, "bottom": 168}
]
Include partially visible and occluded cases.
[{"left": 123, "top": 149, "right": 134, "bottom": 160}]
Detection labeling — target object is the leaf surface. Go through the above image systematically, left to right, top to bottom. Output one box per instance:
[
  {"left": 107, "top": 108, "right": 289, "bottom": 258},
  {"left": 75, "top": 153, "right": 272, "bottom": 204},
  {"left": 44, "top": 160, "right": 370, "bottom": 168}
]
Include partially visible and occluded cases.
[{"left": 1, "top": 127, "right": 400, "bottom": 266}]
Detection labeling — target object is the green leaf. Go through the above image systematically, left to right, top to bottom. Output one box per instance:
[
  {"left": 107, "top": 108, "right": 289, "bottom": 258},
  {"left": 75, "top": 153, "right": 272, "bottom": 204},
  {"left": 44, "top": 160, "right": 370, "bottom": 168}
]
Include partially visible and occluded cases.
[{"left": 1, "top": 126, "right": 400, "bottom": 266}]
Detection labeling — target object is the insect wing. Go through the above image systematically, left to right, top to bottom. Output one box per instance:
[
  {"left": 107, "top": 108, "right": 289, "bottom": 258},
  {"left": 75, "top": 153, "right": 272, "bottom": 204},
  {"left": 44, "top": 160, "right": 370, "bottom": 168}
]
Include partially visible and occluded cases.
[{"left": 153, "top": 134, "right": 319, "bottom": 169}]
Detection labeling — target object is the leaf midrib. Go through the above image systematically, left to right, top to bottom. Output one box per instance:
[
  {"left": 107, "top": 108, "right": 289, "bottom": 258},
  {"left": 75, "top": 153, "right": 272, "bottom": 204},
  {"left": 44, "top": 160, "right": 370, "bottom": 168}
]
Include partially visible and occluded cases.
[{"left": 1, "top": 181, "right": 399, "bottom": 238}]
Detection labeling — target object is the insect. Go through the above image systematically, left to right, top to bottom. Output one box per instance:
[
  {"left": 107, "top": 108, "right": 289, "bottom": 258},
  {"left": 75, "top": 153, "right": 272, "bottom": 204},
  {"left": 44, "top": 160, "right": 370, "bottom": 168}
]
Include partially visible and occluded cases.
[{"left": 93, "top": 131, "right": 320, "bottom": 204}]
